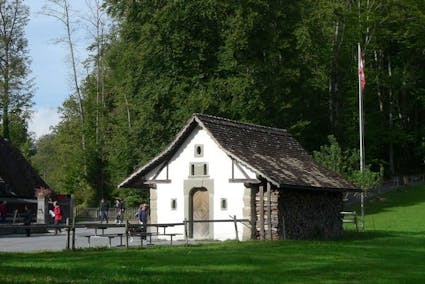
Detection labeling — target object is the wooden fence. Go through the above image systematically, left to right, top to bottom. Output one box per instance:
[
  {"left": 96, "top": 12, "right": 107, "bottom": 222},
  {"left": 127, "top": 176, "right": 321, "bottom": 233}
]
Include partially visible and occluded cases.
[{"left": 0, "top": 216, "right": 250, "bottom": 251}]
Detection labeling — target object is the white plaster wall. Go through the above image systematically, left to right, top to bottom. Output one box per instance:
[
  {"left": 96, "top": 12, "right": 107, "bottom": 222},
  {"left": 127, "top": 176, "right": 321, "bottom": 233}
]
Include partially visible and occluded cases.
[{"left": 150, "top": 126, "right": 255, "bottom": 241}]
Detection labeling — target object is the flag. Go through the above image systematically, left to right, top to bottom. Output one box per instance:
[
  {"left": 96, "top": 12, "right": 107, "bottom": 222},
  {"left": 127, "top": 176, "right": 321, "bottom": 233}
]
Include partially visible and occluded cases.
[{"left": 358, "top": 46, "right": 366, "bottom": 90}]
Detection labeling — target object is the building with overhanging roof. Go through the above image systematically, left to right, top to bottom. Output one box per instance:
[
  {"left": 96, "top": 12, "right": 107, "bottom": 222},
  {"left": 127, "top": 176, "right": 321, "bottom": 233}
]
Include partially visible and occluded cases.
[
  {"left": 119, "top": 114, "right": 359, "bottom": 240},
  {"left": 0, "top": 136, "right": 48, "bottom": 204}
]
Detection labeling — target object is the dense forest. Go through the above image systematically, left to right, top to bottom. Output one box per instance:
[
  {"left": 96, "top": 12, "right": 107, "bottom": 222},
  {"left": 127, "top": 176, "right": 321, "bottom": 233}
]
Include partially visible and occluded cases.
[{"left": 1, "top": 0, "right": 424, "bottom": 206}]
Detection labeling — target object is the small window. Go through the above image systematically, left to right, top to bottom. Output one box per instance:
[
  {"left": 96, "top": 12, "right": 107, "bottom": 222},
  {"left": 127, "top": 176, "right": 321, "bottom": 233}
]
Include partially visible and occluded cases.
[
  {"left": 194, "top": 144, "right": 204, "bottom": 157},
  {"left": 189, "top": 162, "right": 209, "bottom": 177},
  {"left": 221, "top": 198, "right": 227, "bottom": 210},
  {"left": 171, "top": 199, "right": 177, "bottom": 210}
]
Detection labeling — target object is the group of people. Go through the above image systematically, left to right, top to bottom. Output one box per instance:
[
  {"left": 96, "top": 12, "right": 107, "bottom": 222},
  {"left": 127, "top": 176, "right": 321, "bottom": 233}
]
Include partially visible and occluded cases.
[
  {"left": 1, "top": 197, "right": 149, "bottom": 236},
  {"left": 99, "top": 198, "right": 150, "bottom": 230},
  {"left": 99, "top": 198, "right": 126, "bottom": 224}
]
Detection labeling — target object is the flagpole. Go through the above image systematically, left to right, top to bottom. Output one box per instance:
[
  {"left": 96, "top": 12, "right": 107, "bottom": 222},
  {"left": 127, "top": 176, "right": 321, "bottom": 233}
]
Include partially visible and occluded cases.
[{"left": 358, "top": 42, "right": 365, "bottom": 232}]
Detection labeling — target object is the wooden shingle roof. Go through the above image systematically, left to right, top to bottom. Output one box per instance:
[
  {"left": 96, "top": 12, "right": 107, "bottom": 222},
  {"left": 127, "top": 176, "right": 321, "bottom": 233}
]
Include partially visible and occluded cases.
[
  {"left": 119, "top": 114, "right": 357, "bottom": 191},
  {"left": 0, "top": 136, "right": 49, "bottom": 198}
]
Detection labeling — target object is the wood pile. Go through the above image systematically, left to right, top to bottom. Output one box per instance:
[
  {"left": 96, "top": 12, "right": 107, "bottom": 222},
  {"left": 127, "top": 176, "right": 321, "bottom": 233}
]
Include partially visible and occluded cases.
[
  {"left": 254, "top": 183, "right": 343, "bottom": 240},
  {"left": 279, "top": 188, "right": 343, "bottom": 239}
]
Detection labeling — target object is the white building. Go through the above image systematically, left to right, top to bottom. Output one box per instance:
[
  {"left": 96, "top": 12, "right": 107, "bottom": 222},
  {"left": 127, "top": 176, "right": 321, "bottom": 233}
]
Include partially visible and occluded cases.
[{"left": 119, "top": 114, "right": 357, "bottom": 241}]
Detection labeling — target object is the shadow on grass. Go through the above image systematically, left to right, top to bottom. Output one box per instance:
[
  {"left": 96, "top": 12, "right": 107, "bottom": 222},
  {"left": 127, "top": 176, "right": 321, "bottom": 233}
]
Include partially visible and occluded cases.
[{"left": 1, "top": 234, "right": 425, "bottom": 283}]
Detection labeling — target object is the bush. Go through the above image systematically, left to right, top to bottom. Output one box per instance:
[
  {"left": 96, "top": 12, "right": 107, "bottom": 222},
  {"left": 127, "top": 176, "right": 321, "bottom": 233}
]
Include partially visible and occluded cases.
[{"left": 313, "top": 135, "right": 382, "bottom": 191}]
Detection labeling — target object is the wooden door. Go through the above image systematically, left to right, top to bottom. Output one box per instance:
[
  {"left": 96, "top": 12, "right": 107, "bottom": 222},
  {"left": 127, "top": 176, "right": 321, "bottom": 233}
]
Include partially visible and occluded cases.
[{"left": 191, "top": 188, "right": 209, "bottom": 239}]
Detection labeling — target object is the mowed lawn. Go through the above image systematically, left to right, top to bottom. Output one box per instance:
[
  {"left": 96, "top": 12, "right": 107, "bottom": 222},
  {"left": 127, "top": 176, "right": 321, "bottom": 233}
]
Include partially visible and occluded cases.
[{"left": 1, "top": 185, "right": 424, "bottom": 283}]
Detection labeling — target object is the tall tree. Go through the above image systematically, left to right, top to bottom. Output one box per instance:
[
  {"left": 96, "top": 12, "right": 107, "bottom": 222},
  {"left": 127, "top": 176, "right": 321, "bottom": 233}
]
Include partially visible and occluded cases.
[
  {"left": 0, "top": 0, "right": 33, "bottom": 148},
  {"left": 43, "top": 0, "right": 87, "bottom": 170}
]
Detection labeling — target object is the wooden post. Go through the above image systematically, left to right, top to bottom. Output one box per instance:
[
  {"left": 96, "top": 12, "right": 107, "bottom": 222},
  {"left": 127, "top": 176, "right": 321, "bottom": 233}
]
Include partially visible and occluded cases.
[
  {"left": 267, "top": 182, "right": 272, "bottom": 240},
  {"left": 259, "top": 185, "right": 265, "bottom": 240},
  {"left": 280, "top": 189, "right": 286, "bottom": 240},
  {"left": 354, "top": 211, "right": 359, "bottom": 232},
  {"left": 282, "top": 213, "right": 286, "bottom": 240},
  {"left": 233, "top": 215, "right": 239, "bottom": 241},
  {"left": 72, "top": 216, "right": 76, "bottom": 250},
  {"left": 66, "top": 218, "right": 70, "bottom": 250},
  {"left": 184, "top": 218, "right": 188, "bottom": 246},
  {"left": 125, "top": 220, "right": 129, "bottom": 248}
]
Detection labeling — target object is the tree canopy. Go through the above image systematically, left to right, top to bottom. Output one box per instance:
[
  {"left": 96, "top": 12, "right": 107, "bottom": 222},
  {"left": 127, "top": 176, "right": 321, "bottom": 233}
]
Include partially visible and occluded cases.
[{"left": 29, "top": 0, "right": 425, "bottom": 205}]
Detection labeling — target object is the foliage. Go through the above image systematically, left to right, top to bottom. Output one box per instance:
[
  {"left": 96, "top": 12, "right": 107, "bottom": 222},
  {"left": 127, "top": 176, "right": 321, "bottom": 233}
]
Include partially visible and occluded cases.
[
  {"left": 0, "top": 0, "right": 33, "bottom": 151},
  {"left": 29, "top": 0, "right": 425, "bottom": 206},
  {"left": 314, "top": 135, "right": 382, "bottom": 190},
  {"left": 350, "top": 167, "right": 383, "bottom": 191}
]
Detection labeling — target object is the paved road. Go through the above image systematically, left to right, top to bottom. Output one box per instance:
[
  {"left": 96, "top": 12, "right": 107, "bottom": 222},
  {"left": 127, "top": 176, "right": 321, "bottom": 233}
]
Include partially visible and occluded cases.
[{"left": 0, "top": 227, "right": 184, "bottom": 252}]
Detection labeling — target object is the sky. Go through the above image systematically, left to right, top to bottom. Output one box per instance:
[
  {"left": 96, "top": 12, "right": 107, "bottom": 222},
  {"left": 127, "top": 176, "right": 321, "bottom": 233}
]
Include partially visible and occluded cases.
[{"left": 26, "top": 0, "right": 89, "bottom": 139}]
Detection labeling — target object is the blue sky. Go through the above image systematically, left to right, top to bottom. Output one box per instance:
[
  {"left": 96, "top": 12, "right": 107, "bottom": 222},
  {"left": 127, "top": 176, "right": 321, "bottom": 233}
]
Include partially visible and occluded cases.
[{"left": 27, "top": 0, "right": 88, "bottom": 138}]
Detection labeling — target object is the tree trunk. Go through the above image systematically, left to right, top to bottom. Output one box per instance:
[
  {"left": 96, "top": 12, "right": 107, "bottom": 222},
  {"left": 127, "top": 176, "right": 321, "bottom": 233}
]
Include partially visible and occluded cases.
[{"left": 388, "top": 56, "right": 395, "bottom": 175}]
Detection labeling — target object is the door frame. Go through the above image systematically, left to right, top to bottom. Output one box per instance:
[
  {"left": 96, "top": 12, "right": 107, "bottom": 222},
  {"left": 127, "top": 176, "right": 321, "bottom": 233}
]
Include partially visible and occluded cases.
[
  {"left": 184, "top": 178, "right": 214, "bottom": 239},
  {"left": 189, "top": 187, "right": 209, "bottom": 238}
]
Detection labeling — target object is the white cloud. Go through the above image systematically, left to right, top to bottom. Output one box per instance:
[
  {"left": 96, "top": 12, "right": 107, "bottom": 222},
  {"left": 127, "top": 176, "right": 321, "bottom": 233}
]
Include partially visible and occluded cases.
[{"left": 29, "top": 107, "right": 60, "bottom": 139}]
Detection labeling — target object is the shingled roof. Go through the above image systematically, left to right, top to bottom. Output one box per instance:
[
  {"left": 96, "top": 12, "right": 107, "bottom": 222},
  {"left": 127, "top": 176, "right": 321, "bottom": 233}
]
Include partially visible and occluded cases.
[
  {"left": 119, "top": 114, "right": 357, "bottom": 191},
  {"left": 0, "top": 136, "right": 49, "bottom": 199}
]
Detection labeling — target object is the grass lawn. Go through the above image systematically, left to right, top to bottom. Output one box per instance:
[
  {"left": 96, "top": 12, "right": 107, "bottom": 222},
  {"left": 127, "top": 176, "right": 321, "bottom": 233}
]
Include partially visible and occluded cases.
[{"left": 1, "top": 184, "right": 424, "bottom": 283}]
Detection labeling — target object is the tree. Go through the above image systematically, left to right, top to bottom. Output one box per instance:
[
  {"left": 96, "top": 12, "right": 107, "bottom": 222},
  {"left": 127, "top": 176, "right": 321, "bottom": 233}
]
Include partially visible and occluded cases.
[
  {"left": 0, "top": 0, "right": 33, "bottom": 149},
  {"left": 43, "top": 0, "right": 86, "bottom": 170}
]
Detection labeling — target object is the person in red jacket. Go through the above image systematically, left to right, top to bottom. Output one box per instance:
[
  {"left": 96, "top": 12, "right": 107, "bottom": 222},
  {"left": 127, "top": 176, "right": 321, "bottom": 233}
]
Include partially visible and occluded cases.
[{"left": 53, "top": 201, "right": 63, "bottom": 235}]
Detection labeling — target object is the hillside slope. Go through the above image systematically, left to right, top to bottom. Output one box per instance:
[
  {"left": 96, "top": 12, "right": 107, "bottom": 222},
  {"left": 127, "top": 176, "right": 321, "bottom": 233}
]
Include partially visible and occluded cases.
[{"left": 363, "top": 184, "right": 425, "bottom": 232}]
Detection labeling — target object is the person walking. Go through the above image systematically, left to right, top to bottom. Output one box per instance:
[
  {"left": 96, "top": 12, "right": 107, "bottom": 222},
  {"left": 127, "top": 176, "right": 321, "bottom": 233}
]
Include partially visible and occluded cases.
[
  {"left": 99, "top": 198, "right": 109, "bottom": 223},
  {"left": 115, "top": 199, "right": 125, "bottom": 224},
  {"left": 53, "top": 201, "right": 63, "bottom": 235},
  {"left": 135, "top": 204, "right": 149, "bottom": 239},
  {"left": 23, "top": 205, "right": 32, "bottom": 237}
]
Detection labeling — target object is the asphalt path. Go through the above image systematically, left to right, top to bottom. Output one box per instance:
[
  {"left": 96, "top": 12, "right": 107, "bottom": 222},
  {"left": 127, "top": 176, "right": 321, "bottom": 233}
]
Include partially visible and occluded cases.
[{"left": 0, "top": 227, "right": 183, "bottom": 252}]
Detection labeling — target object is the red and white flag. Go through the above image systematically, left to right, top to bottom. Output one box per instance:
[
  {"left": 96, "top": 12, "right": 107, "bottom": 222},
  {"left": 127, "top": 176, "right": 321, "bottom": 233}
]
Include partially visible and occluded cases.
[{"left": 358, "top": 46, "right": 366, "bottom": 90}]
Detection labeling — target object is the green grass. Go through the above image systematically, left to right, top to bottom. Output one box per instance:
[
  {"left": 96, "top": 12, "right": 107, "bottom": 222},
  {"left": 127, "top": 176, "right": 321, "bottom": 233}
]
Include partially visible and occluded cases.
[{"left": 1, "top": 184, "right": 424, "bottom": 283}]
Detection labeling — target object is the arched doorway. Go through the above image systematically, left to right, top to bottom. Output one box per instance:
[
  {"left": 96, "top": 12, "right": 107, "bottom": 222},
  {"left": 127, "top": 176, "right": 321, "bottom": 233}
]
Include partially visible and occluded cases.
[{"left": 189, "top": 187, "right": 209, "bottom": 239}]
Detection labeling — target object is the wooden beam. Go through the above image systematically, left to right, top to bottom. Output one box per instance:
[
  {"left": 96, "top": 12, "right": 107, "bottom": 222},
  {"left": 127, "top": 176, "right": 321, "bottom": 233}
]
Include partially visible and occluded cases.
[
  {"left": 234, "top": 160, "right": 250, "bottom": 179},
  {"left": 228, "top": 178, "right": 260, "bottom": 184},
  {"left": 144, "top": 179, "right": 171, "bottom": 184},
  {"left": 267, "top": 182, "right": 272, "bottom": 240},
  {"left": 259, "top": 185, "right": 264, "bottom": 240}
]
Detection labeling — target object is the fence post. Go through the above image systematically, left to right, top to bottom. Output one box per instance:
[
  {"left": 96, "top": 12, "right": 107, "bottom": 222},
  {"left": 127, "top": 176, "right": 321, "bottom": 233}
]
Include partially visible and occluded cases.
[
  {"left": 13, "top": 209, "right": 18, "bottom": 224},
  {"left": 233, "top": 215, "right": 239, "bottom": 241},
  {"left": 72, "top": 216, "right": 76, "bottom": 250},
  {"left": 66, "top": 218, "right": 70, "bottom": 250},
  {"left": 184, "top": 218, "right": 188, "bottom": 246},
  {"left": 125, "top": 220, "right": 129, "bottom": 248}
]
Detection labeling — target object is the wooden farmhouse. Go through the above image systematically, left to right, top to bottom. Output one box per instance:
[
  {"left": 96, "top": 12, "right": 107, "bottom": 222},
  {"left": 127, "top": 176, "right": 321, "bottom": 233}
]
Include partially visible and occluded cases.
[{"left": 119, "top": 114, "right": 359, "bottom": 240}]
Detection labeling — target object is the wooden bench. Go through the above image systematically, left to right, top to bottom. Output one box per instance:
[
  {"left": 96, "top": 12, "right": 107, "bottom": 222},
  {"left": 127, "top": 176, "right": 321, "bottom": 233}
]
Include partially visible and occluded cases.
[
  {"left": 85, "top": 224, "right": 108, "bottom": 235},
  {"left": 129, "top": 232, "right": 182, "bottom": 246},
  {"left": 130, "top": 232, "right": 157, "bottom": 247},
  {"left": 84, "top": 233, "right": 124, "bottom": 248},
  {"left": 162, "top": 233, "right": 182, "bottom": 245}
]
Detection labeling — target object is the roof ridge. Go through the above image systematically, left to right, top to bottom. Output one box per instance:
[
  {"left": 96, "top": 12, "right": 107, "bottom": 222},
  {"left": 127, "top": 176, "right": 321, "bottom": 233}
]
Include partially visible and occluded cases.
[{"left": 194, "top": 113, "right": 288, "bottom": 134}]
